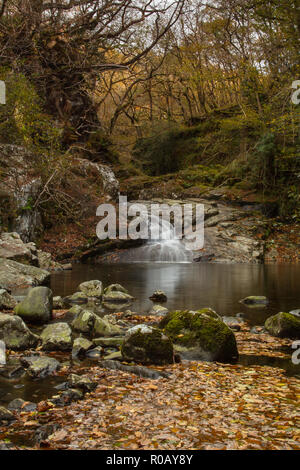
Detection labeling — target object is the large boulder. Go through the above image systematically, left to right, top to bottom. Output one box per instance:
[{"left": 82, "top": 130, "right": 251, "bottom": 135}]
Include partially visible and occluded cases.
[
  {"left": 0, "top": 258, "right": 50, "bottom": 291},
  {"left": 79, "top": 280, "right": 103, "bottom": 298},
  {"left": 15, "top": 286, "right": 53, "bottom": 324},
  {"left": 0, "top": 289, "right": 17, "bottom": 310},
  {"left": 160, "top": 309, "right": 238, "bottom": 362},
  {"left": 72, "top": 310, "right": 123, "bottom": 338},
  {"left": 265, "top": 312, "right": 300, "bottom": 339},
  {"left": 0, "top": 313, "right": 39, "bottom": 350},
  {"left": 40, "top": 323, "right": 72, "bottom": 351},
  {"left": 121, "top": 324, "right": 174, "bottom": 365},
  {"left": 20, "top": 355, "right": 61, "bottom": 379}
]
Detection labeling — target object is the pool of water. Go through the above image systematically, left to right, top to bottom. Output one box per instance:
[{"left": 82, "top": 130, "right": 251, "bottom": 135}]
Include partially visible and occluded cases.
[{"left": 51, "top": 262, "right": 300, "bottom": 326}]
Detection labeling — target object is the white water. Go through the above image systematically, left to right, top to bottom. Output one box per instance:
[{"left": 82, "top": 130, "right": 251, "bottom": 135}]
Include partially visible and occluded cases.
[{"left": 126, "top": 215, "right": 193, "bottom": 263}]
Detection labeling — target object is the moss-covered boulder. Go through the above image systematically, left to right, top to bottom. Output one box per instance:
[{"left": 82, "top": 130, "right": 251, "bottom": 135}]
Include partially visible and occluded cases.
[
  {"left": 79, "top": 280, "right": 103, "bottom": 298},
  {"left": 15, "top": 286, "right": 53, "bottom": 324},
  {"left": 159, "top": 309, "right": 238, "bottom": 362},
  {"left": 71, "top": 310, "right": 122, "bottom": 338},
  {"left": 265, "top": 312, "right": 300, "bottom": 339},
  {"left": 0, "top": 313, "right": 39, "bottom": 350},
  {"left": 40, "top": 322, "right": 72, "bottom": 351},
  {"left": 121, "top": 324, "right": 174, "bottom": 365},
  {"left": 20, "top": 355, "right": 61, "bottom": 379}
]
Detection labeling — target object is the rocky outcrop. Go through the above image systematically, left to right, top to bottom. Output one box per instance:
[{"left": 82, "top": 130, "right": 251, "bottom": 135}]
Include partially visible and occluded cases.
[
  {"left": 74, "top": 158, "right": 119, "bottom": 201},
  {"left": 0, "top": 258, "right": 50, "bottom": 291},
  {"left": 15, "top": 286, "right": 53, "bottom": 324},
  {"left": 160, "top": 309, "right": 238, "bottom": 362},
  {"left": 265, "top": 312, "right": 300, "bottom": 339},
  {"left": 0, "top": 313, "right": 39, "bottom": 350},
  {"left": 40, "top": 323, "right": 72, "bottom": 351},
  {"left": 121, "top": 324, "right": 174, "bottom": 365}
]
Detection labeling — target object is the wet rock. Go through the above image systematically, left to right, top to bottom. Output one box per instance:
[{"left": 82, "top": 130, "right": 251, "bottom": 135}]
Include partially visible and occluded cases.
[
  {"left": 0, "top": 258, "right": 50, "bottom": 291},
  {"left": 79, "top": 280, "right": 103, "bottom": 298},
  {"left": 104, "top": 283, "right": 129, "bottom": 295},
  {"left": 15, "top": 286, "right": 53, "bottom": 324},
  {"left": 0, "top": 289, "right": 17, "bottom": 310},
  {"left": 149, "top": 290, "right": 167, "bottom": 303},
  {"left": 64, "top": 291, "right": 89, "bottom": 306},
  {"left": 102, "top": 291, "right": 134, "bottom": 303},
  {"left": 239, "top": 296, "right": 269, "bottom": 307},
  {"left": 149, "top": 304, "right": 169, "bottom": 315},
  {"left": 68, "top": 305, "right": 84, "bottom": 316},
  {"left": 160, "top": 309, "right": 238, "bottom": 362},
  {"left": 265, "top": 312, "right": 300, "bottom": 339},
  {"left": 0, "top": 313, "right": 39, "bottom": 350},
  {"left": 222, "top": 316, "right": 243, "bottom": 331},
  {"left": 40, "top": 323, "right": 72, "bottom": 351},
  {"left": 121, "top": 324, "right": 174, "bottom": 365},
  {"left": 93, "top": 336, "right": 124, "bottom": 348},
  {"left": 72, "top": 337, "right": 94, "bottom": 358},
  {"left": 86, "top": 346, "right": 103, "bottom": 359},
  {"left": 103, "top": 350, "right": 123, "bottom": 360},
  {"left": 21, "top": 355, "right": 61, "bottom": 378},
  {"left": 0, "top": 358, "right": 25, "bottom": 378},
  {"left": 101, "top": 360, "right": 170, "bottom": 379},
  {"left": 68, "top": 374, "right": 97, "bottom": 393},
  {"left": 8, "top": 398, "right": 36, "bottom": 412},
  {"left": 0, "top": 406, "right": 15, "bottom": 423}
]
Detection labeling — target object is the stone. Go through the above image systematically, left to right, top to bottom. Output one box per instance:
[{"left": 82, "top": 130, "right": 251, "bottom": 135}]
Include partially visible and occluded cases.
[
  {"left": 0, "top": 232, "right": 33, "bottom": 264},
  {"left": 0, "top": 258, "right": 50, "bottom": 291},
  {"left": 79, "top": 280, "right": 103, "bottom": 298},
  {"left": 104, "top": 283, "right": 129, "bottom": 295},
  {"left": 15, "top": 286, "right": 53, "bottom": 324},
  {"left": 0, "top": 289, "right": 17, "bottom": 310},
  {"left": 102, "top": 290, "right": 134, "bottom": 303},
  {"left": 149, "top": 290, "right": 167, "bottom": 302},
  {"left": 64, "top": 291, "right": 89, "bottom": 306},
  {"left": 53, "top": 296, "right": 64, "bottom": 309},
  {"left": 240, "top": 296, "right": 269, "bottom": 307},
  {"left": 149, "top": 304, "right": 169, "bottom": 315},
  {"left": 160, "top": 309, "right": 238, "bottom": 362},
  {"left": 290, "top": 309, "right": 300, "bottom": 317},
  {"left": 72, "top": 310, "right": 122, "bottom": 338},
  {"left": 265, "top": 312, "right": 300, "bottom": 339},
  {"left": 0, "top": 313, "right": 39, "bottom": 350},
  {"left": 40, "top": 323, "right": 72, "bottom": 351},
  {"left": 121, "top": 324, "right": 174, "bottom": 365},
  {"left": 93, "top": 336, "right": 124, "bottom": 348},
  {"left": 72, "top": 337, "right": 94, "bottom": 358},
  {"left": 86, "top": 347, "right": 103, "bottom": 359},
  {"left": 103, "top": 350, "right": 123, "bottom": 361},
  {"left": 21, "top": 355, "right": 61, "bottom": 378},
  {"left": 68, "top": 374, "right": 97, "bottom": 393},
  {"left": 50, "top": 388, "right": 83, "bottom": 407},
  {"left": 7, "top": 398, "right": 36, "bottom": 412},
  {"left": 0, "top": 406, "right": 15, "bottom": 423}
]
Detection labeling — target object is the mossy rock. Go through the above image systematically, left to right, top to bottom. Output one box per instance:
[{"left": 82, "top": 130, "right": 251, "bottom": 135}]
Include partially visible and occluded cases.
[
  {"left": 79, "top": 280, "right": 103, "bottom": 298},
  {"left": 104, "top": 284, "right": 129, "bottom": 295},
  {"left": 14, "top": 286, "right": 53, "bottom": 324},
  {"left": 102, "top": 291, "right": 134, "bottom": 303},
  {"left": 71, "top": 309, "right": 122, "bottom": 338},
  {"left": 159, "top": 309, "right": 238, "bottom": 362},
  {"left": 265, "top": 312, "right": 300, "bottom": 339},
  {"left": 0, "top": 313, "right": 39, "bottom": 350},
  {"left": 40, "top": 323, "right": 72, "bottom": 351},
  {"left": 121, "top": 324, "right": 174, "bottom": 365}
]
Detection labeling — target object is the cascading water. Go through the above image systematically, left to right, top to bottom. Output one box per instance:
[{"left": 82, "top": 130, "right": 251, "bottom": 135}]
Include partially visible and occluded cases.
[{"left": 117, "top": 214, "right": 193, "bottom": 263}]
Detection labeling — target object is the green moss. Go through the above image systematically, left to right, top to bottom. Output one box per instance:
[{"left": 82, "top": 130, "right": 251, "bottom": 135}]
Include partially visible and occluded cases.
[
  {"left": 265, "top": 312, "right": 300, "bottom": 339},
  {"left": 121, "top": 327, "right": 173, "bottom": 365}
]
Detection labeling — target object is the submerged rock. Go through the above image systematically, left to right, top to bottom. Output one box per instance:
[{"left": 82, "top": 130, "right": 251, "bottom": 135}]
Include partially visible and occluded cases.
[
  {"left": 0, "top": 258, "right": 50, "bottom": 291},
  {"left": 79, "top": 280, "right": 103, "bottom": 298},
  {"left": 15, "top": 286, "right": 53, "bottom": 324},
  {"left": 0, "top": 289, "right": 17, "bottom": 310},
  {"left": 149, "top": 290, "right": 167, "bottom": 303},
  {"left": 240, "top": 296, "right": 269, "bottom": 307},
  {"left": 160, "top": 309, "right": 238, "bottom": 362},
  {"left": 265, "top": 312, "right": 300, "bottom": 339},
  {"left": 0, "top": 313, "right": 39, "bottom": 350},
  {"left": 40, "top": 323, "right": 72, "bottom": 351},
  {"left": 121, "top": 324, "right": 174, "bottom": 365},
  {"left": 21, "top": 356, "right": 61, "bottom": 379}
]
